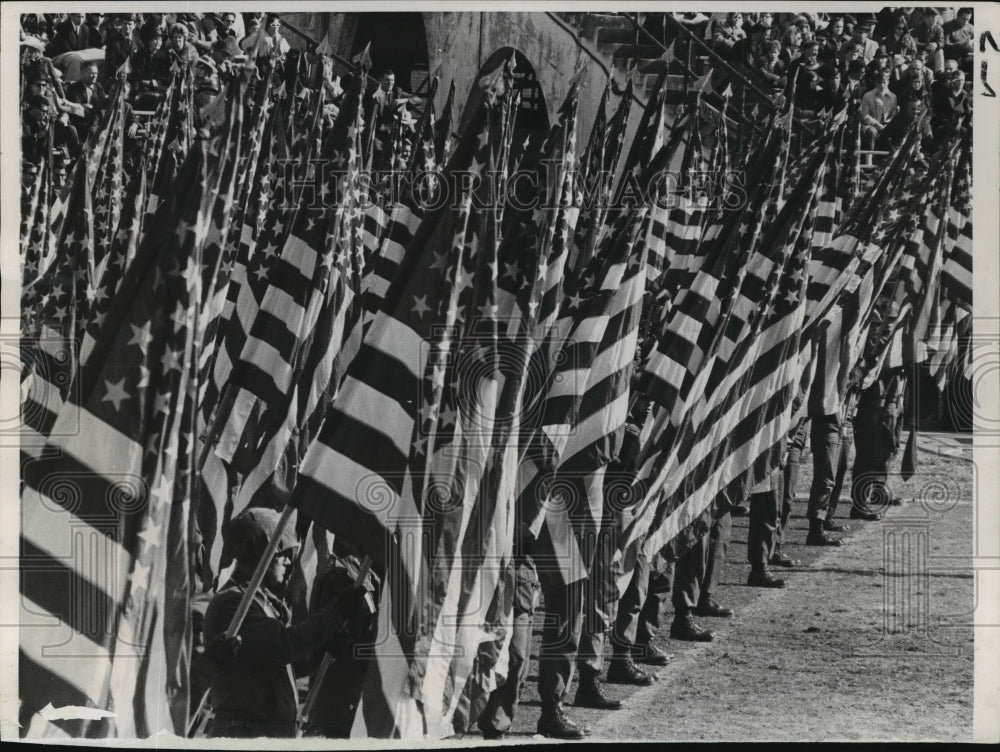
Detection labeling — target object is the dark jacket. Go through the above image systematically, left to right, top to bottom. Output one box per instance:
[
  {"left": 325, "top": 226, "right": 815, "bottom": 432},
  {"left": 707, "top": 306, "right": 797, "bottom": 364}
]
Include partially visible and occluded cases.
[
  {"left": 46, "top": 19, "right": 100, "bottom": 56},
  {"left": 302, "top": 555, "right": 378, "bottom": 738},
  {"left": 203, "top": 577, "right": 356, "bottom": 737}
]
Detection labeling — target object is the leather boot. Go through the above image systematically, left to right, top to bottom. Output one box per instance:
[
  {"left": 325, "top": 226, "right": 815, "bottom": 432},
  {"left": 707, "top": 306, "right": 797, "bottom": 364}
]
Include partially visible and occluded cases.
[
  {"left": 850, "top": 504, "right": 881, "bottom": 521},
  {"left": 806, "top": 517, "right": 842, "bottom": 546},
  {"left": 823, "top": 518, "right": 850, "bottom": 533},
  {"left": 747, "top": 565, "right": 786, "bottom": 588},
  {"left": 669, "top": 613, "right": 714, "bottom": 642},
  {"left": 607, "top": 653, "right": 655, "bottom": 685},
  {"left": 574, "top": 669, "right": 622, "bottom": 710},
  {"left": 537, "top": 703, "right": 588, "bottom": 739}
]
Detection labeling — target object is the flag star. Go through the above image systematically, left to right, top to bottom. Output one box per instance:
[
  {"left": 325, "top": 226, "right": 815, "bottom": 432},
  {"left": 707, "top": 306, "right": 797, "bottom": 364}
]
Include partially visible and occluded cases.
[
  {"left": 503, "top": 261, "right": 521, "bottom": 280},
  {"left": 566, "top": 292, "right": 584, "bottom": 309},
  {"left": 412, "top": 294, "right": 431, "bottom": 318},
  {"left": 170, "top": 303, "right": 188, "bottom": 331},
  {"left": 128, "top": 322, "right": 153, "bottom": 352},
  {"left": 161, "top": 347, "right": 183, "bottom": 372},
  {"left": 137, "top": 364, "right": 150, "bottom": 389},
  {"left": 431, "top": 365, "right": 447, "bottom": 389},
  {"left": 102, "top": 377, "right": 131, "bottom": 411},
  {"left": 154, "top": 391, "right": 172, "bottom": 415},
  {"left": 439, "top": 405, "right": 456, "bottom": 427},
  {"left": 138, "top": 519, "right": 161, "bottom": 549},
  {"left": 130, "top": 561, "right": 151, "bottom": 593}
]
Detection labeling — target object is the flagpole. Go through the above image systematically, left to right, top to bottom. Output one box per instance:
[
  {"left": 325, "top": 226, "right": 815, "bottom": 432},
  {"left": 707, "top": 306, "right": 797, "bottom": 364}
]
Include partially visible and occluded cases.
[{"left": 299, "top": 555, "right": 374, "bottom": 727}]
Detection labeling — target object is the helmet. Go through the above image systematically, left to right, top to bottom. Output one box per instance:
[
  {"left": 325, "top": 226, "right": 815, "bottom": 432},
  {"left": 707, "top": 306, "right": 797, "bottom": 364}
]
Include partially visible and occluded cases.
[{"left": 222, "top": 508, "right": 299, "bottom": 567}]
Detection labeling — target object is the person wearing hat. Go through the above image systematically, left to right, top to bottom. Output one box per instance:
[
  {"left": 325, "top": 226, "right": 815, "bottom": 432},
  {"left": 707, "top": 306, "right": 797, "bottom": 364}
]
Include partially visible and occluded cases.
[
  {"left": 843, "top": 19, "right": 879, "bottom": 65},
  {"left": 130, "top": 28, "right": 173, "bottom": 108},
  {"left": 21, "top": 37, "right": 65, "bottom": 98},
  {"left": 193, "top": 55, "right": 222, "bottom": 109},
  {"left": 202, "top": 507, "right": 370, "bottom": 738}
]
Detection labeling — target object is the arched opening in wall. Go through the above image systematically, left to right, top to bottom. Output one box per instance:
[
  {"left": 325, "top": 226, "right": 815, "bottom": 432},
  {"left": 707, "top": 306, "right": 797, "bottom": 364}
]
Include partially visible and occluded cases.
[
  {"left": 350, "top": 13, "right": 431, "bottom": 97},
  {"left": 473, "top": 48, "right": 550, "bottom": 160}
]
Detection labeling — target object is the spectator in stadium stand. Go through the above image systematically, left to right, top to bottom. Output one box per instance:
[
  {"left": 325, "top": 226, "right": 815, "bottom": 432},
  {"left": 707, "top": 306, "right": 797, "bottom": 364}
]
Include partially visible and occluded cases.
[
  {"left": 912, "top": 8, "right": 945, "bottom": 71},
  {"left": 941, "top": 8, "right": 974, "bottom": 74},
  {"left": 219, "top": 11, "right": 245, "bottom": 41},
  {"left": 45, "top": 12, "right": 98, "bottom": 57},
  {"left": 717, "top": 12, "right": 747, "bottom": 46},
  {"left": 21, "top": 13, "right": 44, "bottom": 40},
  {"left": 140, "top": 13, "right": 170, "bottom": 45},
  {"left": 188, "top": 13, "right": 221, "bottom": 55},
  {"left": 84, "top": 14, "right": 107, "bottom": 48},
  {"left": 240, "top": 14, "right": 291, "bottom": 60},
  {"left": 105, "top": 15, "right": 144, "bottom": 81},
  {"left": 780, "top": 15, "right": 810, "bottom": 63},
  {"left": 881, "top": 15, "right": 918, "bottom": 61},
  {"left": 817, "top": 16, "right": 848, "bottom": 64},
  {"left": 843, "top": 18, "right": 879, "bottom": 65},
  {"left": 168, "top": 23, "right": 199, "bottom": 68},
  {"left": 729, "top": 23, "right": 766, "bottom": 73},
  {"left": 130, "top": 29, "right": 173, "bottom": 109},
  {"left": 21, "top": 36, "right": 65, "bottom": 98},
  {"left": 210, "top": 37, "right": 243, "bottom": 67},
  {"left": 756, "top": 39, "right": 787, "bottom": 94},
  {"left": 786, "top": 39, "right": 823, "bottom": 113},
  {"left": 864, "top": 51, "right": 893, "bottom": 91},
  {"left": 902, "top": 54, "right": 934, "bottom": 95},
  {"left": 193, "top": 56, "right": 222, "bottom": 109},
  {"left": 843, "top": 58, "right": 867, "bottom": 104},
  {"left": 66, "top": 61, "right": 107, "bottom": 142},
  {"left": 816, "top": 64, "right": 847, "bottom": 112},
  {"left": 860, "top": 67, "right": 898, "bottom": 149},
  {"left": 931, "top": 69, "right": 970, "bottom": 144},
  {"left": 23, "top": 70, "right": 81, "bottom": 161},
  {"left": 888, "top": 73, "right": 932, "bottom": 146},
  {"left": 22, "top": 94, "right": 54, "bottom": 165}
]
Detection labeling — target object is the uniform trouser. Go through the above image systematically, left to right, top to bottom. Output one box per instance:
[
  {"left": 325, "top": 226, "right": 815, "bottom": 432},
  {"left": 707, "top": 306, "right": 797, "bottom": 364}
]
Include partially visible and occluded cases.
[
  {"left": 851, "top": 407, "right": 898, "bottom": 510},
  {"left": 807, "top": 414, "right": 844, "bottom": 520},
  {"left": 779, "top": 421, "right": 809, "bottom": 545},
  {"left": 747, "top": 472, "right": 783, "bottom": 569},
  {"left": 701, "top": 511, "right": 732, "bottom": 603},
  {"left": 613, "top": 514, "right": 727, "bottom": 652},
  {"left": 577, "top": 526, "right": 619, "bottom": 675},
  {"left": 611, "top": 553, "right": 671, "bottom": 653},
  {"left": 480, "top": 558, "right": 538, "bottom": 733},
  {"left": 538, "top": 578, "right": 585, "bottom": 707}
]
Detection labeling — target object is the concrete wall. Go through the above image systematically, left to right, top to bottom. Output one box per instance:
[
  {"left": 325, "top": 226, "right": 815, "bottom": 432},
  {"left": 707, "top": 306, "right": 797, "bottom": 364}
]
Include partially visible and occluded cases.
[{"left": 282, "top": 11, "right": 647, "bottom": 161}]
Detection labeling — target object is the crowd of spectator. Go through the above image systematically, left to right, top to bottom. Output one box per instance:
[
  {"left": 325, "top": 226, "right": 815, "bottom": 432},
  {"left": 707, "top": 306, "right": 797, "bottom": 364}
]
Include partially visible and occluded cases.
[
  {"left": 682, "top": 8, "right": 973, "bottom": 151},
  {"left": 20, "top": 9, "right": 974, "bottom": 188},
  {"left": 19, "top": 12, "right": 296, "bottom": 181}
]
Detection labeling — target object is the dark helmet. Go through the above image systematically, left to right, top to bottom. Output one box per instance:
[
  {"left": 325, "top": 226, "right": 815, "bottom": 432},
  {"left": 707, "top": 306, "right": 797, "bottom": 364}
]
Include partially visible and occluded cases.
[{"left": 222, "top": 507, "right": 299, "bottom": 567}]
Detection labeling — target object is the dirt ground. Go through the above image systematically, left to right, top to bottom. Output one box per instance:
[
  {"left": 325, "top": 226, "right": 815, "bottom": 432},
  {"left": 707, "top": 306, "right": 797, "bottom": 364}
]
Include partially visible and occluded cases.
[{"left": 499, "top": 430, "right": 975, "bottom": 742}]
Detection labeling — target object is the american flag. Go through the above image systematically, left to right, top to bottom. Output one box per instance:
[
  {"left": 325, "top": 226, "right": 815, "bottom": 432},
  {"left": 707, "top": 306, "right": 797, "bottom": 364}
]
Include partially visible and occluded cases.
[
  {"left": 290, "top": 66, "right": 514, "bottom": 738},
  {"left": 453, "top": 79, "right": 585, "bottom": 732},
  {"left": 19, "top": 122, "right": 218, "bottom": 738},
  {"left": 626, "top": 129, "right": 831, "bottom": 568}
]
